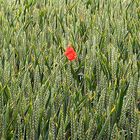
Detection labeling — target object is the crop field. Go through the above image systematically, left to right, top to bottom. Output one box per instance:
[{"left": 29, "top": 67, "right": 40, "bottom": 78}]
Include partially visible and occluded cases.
[{"left": 0, "top": 0, "right": 140, "bottom": 140}]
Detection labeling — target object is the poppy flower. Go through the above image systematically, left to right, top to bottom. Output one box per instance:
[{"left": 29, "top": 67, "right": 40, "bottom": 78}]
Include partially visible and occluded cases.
[{"left": 64, "top": 44, "right": 77, "bottom": 61}]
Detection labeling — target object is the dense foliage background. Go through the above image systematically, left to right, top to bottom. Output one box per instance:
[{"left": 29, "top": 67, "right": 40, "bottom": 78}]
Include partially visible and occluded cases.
[{"left": 0, "top": 0, "right": 140, "bottom": 139}]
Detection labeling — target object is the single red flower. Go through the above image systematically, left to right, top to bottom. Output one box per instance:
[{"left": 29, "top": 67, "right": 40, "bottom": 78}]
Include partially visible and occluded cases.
[{"left": 64, "top": 44, "right": 77, "bottom": 61}]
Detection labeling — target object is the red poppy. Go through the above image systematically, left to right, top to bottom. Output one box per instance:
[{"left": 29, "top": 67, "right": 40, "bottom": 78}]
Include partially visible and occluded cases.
[{"left": 64, "top": 44, "right": 77, "bottom": 61}]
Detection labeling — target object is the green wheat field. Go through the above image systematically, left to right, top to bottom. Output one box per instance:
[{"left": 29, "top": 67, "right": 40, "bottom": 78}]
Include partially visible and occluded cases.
[{"left": 0, "top": 0, "right": 140, "bottom": 139}]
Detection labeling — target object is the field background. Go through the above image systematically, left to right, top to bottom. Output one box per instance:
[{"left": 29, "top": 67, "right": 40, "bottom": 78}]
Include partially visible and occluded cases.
[{"left": 0, "top": 0, "right": 140, "bottom": 139}]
